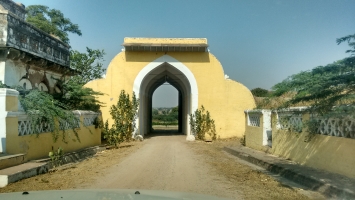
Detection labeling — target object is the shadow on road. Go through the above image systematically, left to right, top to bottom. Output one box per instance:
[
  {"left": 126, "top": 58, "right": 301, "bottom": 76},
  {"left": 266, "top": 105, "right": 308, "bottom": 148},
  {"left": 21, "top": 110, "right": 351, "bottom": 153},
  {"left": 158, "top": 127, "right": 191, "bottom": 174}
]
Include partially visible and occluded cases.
[{"left": 145, "top": 130, "right": 184, "bottom": 139}]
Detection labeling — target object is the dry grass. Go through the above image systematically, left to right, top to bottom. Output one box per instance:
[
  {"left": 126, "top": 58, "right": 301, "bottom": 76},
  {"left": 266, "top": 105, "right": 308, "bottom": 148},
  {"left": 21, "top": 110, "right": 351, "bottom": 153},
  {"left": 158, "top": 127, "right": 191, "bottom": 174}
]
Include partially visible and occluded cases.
[
  {"left": 0, "top": 137, "right": 316, "bottom": 200},
  {"left": 187, "top": 138, "right": 311, "bottom": 200},
  {"left": 0, "top": 141, "right": 144, "bottom": 193}
]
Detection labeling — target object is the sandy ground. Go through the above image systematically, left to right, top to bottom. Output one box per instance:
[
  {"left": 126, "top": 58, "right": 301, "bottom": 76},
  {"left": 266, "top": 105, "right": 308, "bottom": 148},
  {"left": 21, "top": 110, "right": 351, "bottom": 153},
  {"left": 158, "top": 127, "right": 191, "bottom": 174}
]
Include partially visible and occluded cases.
[
  {"left": 0, "top": 135, "right": 323, "bottom": 200},
  {"left": 81, "top": 135, "right": 242, "bottom": 199}
]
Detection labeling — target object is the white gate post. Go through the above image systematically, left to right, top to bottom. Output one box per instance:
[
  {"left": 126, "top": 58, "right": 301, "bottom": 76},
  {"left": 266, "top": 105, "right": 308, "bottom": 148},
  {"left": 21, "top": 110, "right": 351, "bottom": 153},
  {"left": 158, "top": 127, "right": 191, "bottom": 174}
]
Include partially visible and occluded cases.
[
  {"left": 0, "top": 88, "right": 19, "bottom": 153},
  {"left": 261, "top": 110, "right": 272, "bottom": 146}
]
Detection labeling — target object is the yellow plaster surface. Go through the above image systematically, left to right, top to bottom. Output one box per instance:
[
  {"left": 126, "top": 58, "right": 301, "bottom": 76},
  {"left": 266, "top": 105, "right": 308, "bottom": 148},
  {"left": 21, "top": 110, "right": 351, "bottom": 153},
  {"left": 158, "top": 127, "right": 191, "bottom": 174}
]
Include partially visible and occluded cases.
[
  {"left": 123, "top": 37, "right": 207, "bottom": 45},
  {"left": 86, "top": 39, "right": 255, "bottom": 139},
  {"left": 6, "top": 96, "right": 18, "bottom": 111},
  {"left": 245, "top": 113, "right": 355, "bottom": 178},
  {"left": 244, "top": 114, "right": 268, "bottom": 151},
  {"left": 6, "top": 116, "right": 101, "bottom": 160}
]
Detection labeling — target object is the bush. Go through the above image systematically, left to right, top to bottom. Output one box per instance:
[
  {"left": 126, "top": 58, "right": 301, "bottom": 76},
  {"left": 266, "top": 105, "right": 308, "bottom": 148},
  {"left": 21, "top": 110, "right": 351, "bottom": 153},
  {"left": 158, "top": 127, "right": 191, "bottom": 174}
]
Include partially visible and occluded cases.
[
  {"left": 251, "top": 88, "right": 269, "bottom": 97},
  {"left": 103, "top": 90, "right": 139, "bottom": 147},
  {"left": 189, "top": 105, "right": 217, "bottom": 140}
]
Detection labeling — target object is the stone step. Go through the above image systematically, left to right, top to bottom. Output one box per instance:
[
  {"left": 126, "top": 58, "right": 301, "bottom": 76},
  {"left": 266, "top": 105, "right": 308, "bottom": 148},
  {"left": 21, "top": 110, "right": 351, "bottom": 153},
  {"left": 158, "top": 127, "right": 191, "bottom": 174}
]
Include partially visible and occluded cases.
[
  {"left": 0, "top": 145, "right": 103, "bottom": 188},
  {"left": 0, "top": 154, "right": 26, "bottom": 170},
  {"left": 0, "top": 162, "right": 48, "bottom": 187}
]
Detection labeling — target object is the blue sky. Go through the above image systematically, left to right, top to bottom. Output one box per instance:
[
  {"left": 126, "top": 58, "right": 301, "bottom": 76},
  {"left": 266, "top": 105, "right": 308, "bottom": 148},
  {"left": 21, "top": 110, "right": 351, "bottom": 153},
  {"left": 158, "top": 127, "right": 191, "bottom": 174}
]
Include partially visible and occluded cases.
[{"left": 20, "top": 0, "right": 355, "bottom": 107}]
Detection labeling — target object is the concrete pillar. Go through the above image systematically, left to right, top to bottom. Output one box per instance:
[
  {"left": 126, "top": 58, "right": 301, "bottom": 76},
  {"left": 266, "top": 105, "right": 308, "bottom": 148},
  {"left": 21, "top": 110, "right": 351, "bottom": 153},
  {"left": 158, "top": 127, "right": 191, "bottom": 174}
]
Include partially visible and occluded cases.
[
  {"left": 0, "top": 88, "right": 19, "bottom": 153},
  {"left": 178, "top": 90, "right": 182, "bottom": 133},
  {"left": 261, "top": 110, "right": 272, "bottom": 146}
]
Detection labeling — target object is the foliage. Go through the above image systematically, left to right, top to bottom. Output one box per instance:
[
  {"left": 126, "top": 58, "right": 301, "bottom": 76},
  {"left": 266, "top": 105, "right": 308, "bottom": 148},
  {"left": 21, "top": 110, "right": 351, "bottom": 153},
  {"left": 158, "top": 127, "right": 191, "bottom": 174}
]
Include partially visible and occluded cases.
[
  {"left": 26, "top": 5, "right": 82, "bottom": 44},
  {"left": 1, "top": 6, "right": 104, "bottom": 144},
  {"left": 271, "top": 33, "right": 355, "bottom": 117},
  {"left": 336, "top": 33, "right": 355, "bottom": 55},
  {"left": 52, "top": 47, "right": 106, "bottom": 112},
  {"left": 69, "top": 48, "right": 106, "bottom": 86},
  {"left": 0, "top": 81, "right": 6, "bottom": 88},
  {"left": 0, "top": 82, "right": 84, "bottom": 142},
  {"left": 53, "top": 82, "right": 103, "bottom": 112},
  {"left": 18, "top": 88, "right": 81, "bottom": 143},
  {"left": 251, "top": 88, "right": 269, "bottom": 97},
  {"left": 103, "top": 90, "right": 139, "bottom": 147},
  {"left": 189, "top": 105, "right": 216, "bottom": 140},
  {"left": 152, "top": 107, "right": 178, "bottom": 126},
  {"left": 102, "top": 120, "right": 119, "bottom": 146},
  {"left": 240, "top": 135, "right": 246, "bottom": 146},
  {"left": 49, "top": 147, "right": 64, "bottom": 167}
]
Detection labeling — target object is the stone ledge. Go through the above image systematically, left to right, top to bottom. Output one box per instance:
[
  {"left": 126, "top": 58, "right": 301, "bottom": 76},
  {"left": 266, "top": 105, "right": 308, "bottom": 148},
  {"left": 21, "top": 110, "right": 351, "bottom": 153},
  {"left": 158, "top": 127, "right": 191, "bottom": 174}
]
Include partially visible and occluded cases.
[
  {"left": 0, "top": 88, "right": 19, "bottom": 97},
  {"left": 223, "top": 146, "right": 355, "bottom": 199}
]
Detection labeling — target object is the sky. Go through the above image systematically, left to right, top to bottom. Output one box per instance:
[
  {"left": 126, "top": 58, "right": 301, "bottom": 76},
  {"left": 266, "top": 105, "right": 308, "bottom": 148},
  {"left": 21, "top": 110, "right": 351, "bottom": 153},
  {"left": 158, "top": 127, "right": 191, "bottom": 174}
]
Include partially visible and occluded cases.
[{"left": 19, "top": 0, "right": 355, "bottom": 107}]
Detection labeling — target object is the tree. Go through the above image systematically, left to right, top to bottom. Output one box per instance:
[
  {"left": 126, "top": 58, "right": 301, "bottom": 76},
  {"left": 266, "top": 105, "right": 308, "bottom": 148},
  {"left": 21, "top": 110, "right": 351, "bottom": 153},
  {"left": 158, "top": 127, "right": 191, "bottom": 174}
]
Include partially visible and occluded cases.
[
  {"left": 24, "top": 5, "right": 105, "bottom": 111},
  {"left": 26, "top": 5, "right": 82, "bottom": 44},
  {"left": 271, "top": 33, "right": 355, "bottom": 117},
  {"left": 336, "top": 33, "right": 355, "bottom": 55},
  {"left": 52, "top": 47, "right": 106, "bottom": 112},
  {"left": 69, "top": 47, "right": 106, "bottom": 86},
  {"left": 53, "top": 83, "right": 103, "bottom": 112},
  {"left": 251, "top": 88, "right": 269, "bottom": 97}
]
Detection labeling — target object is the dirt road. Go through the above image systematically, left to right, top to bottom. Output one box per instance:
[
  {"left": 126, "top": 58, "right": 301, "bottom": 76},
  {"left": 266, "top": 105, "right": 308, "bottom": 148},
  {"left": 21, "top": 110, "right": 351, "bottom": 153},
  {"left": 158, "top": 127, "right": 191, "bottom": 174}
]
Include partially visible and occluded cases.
[
  {"left": 0, "top": 135, "right": 321, "bottom": 199},
  {"left": 81, "top": 135, "right": 242, "bottom": 199}
]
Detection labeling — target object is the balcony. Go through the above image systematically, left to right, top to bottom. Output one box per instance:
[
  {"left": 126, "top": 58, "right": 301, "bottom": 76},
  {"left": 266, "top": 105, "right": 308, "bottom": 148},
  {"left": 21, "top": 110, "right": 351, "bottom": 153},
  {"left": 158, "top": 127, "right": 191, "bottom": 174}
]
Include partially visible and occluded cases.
[{"left": 0, "top": 2, "right": 71, "bottom": 71}]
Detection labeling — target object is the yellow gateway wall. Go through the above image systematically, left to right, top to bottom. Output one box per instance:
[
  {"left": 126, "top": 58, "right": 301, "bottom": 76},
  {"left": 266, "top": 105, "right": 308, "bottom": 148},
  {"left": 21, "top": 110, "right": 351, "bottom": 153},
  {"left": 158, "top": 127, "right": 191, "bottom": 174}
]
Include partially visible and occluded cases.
[{"left": 85, "top": 38, "right": 255, "bottom": 138}]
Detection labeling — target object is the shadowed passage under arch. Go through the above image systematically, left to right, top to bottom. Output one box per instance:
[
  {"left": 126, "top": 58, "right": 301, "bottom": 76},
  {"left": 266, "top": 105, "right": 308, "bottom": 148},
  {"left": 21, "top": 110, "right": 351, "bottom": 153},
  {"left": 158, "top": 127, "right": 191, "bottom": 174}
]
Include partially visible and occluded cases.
[{"left": 136, "top": 61, "right": 196, "bottom": 136}]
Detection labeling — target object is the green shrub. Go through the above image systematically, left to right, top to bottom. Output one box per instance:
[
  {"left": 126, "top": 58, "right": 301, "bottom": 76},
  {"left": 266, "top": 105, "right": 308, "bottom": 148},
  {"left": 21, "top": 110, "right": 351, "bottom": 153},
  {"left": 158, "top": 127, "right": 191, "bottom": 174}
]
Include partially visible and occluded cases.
[
  {"left": 103, "top": 90, "right": 139, "bottom": 147},
  {"left": 189, "top": 105, "right": 217, "bottom": 140}
]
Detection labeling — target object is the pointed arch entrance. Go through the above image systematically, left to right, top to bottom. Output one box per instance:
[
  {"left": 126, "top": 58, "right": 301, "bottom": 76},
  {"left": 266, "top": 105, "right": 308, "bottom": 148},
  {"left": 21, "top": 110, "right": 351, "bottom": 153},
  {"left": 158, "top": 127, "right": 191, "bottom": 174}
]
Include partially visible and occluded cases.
[{"left": 133, "top": 55, "right": 198, "bottom": 137}]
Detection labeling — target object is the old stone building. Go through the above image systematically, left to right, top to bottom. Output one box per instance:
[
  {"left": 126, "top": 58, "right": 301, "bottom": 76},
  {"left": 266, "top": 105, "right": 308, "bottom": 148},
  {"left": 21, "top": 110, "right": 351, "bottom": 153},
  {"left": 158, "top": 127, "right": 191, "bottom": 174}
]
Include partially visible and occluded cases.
[{"left": 0, "top": 0, "right": 75, "bottom": 93}]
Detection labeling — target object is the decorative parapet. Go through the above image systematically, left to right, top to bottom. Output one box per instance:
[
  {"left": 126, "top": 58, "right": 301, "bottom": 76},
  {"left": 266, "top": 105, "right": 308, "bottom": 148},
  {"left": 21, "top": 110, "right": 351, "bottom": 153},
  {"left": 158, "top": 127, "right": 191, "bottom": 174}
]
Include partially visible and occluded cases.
[
  {"left": 0, "top": 0, "right": 25, "bottom": 20},
  {"left": 0, "top": 1, "right": 72, "bottom": 72},
  {"left": 271, "top": 106, "right": 355, "bottom": 139},
  {"left": 273, "top": 107, "right": 307, "bottom": 132},
  {"left": 7, "top": 110, "right": 99, "bottom": 136},
  {"left": 73, "top": 110, "right": 99, "bottom": 127},
  {"left": 245, "top": 110, "right": 262, "bottom": 127},
  {"left": 245, "top": 110, "right": 271, "bottom": 127},
  {"left": 316, "top": 118, "right": 355, "bottom": 139}
]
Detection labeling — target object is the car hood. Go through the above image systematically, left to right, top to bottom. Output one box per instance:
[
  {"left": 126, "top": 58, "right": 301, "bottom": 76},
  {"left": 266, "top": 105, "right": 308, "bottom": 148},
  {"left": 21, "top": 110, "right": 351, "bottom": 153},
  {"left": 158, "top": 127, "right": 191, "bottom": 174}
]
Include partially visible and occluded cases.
[{"left": 0, "top": 189, "right": 233, "bottom": 200}]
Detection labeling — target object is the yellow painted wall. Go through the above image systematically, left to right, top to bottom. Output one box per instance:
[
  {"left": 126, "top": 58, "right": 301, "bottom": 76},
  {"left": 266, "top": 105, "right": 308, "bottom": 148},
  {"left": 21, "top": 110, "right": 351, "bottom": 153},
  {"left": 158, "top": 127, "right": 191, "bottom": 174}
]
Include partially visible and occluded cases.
[
  {"left": 85, "top": 39, "right": 255, "bottom": 138},
  {"left": 5, "top": 96, "right": 18, "bottom": 111},
  {"left": 244, "top": 112, "right": 355, "bottom": 178},
  {"left": 244, "top": 113, "right": 268, "bottom": 151},
  {"left": 6, "top": 116, "right": 101, "bottom": 160}
]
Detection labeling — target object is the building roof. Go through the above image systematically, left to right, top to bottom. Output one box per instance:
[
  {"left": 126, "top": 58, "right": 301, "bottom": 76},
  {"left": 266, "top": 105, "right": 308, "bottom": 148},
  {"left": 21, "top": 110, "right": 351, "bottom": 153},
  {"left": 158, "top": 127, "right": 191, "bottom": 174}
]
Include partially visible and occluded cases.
[{"left": 123, "top": 38, "right": 208, "bottom": 52}]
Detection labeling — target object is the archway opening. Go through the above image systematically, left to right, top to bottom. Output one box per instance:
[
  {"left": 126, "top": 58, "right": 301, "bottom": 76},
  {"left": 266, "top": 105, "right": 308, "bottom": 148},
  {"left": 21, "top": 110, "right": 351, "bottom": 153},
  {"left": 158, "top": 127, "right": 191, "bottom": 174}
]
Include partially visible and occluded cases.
[
  {"left": 133, "top": 55, "right": 198, "bottom": 138},
  {"left": 137, "top": 61, "right": 195, "bottom": 137},
  {"left": 151, "top": 83, "right": 180, "bottom": 133}
]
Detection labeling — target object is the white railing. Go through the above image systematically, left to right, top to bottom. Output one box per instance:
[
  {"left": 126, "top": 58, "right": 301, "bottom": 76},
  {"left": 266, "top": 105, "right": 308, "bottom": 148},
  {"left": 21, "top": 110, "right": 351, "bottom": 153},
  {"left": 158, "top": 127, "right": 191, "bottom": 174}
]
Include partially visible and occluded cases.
[
  {"left": 273, "top": 106, "right": 355, "bottom": 139},
  {"left": 275, "top": 107, "right": 307, "bottom": 133},
  {"left": 10, "top": 110, "right": 99, "bottom": 136},
  {"left": 74, "top": 110, "right": 99, "bottom": 127},
  {"left": 246, "top": 110, "right": 262, "bottom": 127},
  {"left": 15, "top": 112, "right": 52, "bottom": 136},
  {"left": 277, "top": 112, "right": 303, "bottom": 132},
  {"left": 317, "top": 118, "right": 355, "bottom": 139}
]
